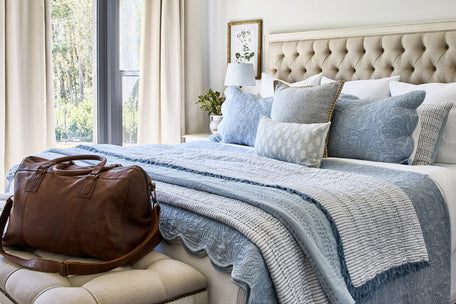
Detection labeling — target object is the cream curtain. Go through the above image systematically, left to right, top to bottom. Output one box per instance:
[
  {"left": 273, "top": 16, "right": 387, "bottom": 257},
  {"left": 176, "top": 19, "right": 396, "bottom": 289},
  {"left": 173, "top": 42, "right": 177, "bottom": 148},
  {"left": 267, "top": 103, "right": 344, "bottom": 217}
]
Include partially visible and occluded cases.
[
  {"left": 0, "top": 0, "right": 55, "bottom": 190},
  {"left": 138, "top": 0, "right": 204, "bottom": 144}
]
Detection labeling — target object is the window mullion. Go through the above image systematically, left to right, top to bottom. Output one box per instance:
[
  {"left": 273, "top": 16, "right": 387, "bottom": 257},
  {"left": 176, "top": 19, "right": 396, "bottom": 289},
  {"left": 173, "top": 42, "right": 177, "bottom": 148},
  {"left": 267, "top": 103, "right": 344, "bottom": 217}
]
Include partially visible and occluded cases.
[{"left": 96, "top": 0, "right": 122, "bottom": 145}]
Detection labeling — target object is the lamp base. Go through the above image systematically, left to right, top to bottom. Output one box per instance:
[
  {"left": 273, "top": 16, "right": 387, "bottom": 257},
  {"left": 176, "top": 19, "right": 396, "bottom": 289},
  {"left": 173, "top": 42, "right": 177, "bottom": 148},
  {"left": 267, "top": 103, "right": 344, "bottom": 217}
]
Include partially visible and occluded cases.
[{"left": 209, "top": 114, "right": 223, "bottom": 134}]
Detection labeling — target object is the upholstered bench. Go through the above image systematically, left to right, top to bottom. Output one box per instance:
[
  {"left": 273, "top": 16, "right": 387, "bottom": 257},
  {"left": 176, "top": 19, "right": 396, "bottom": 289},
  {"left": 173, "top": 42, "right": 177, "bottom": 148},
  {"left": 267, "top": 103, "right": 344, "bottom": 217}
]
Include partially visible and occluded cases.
[{"left": 0, "top": 248, "right": 208, "bottom": 304}]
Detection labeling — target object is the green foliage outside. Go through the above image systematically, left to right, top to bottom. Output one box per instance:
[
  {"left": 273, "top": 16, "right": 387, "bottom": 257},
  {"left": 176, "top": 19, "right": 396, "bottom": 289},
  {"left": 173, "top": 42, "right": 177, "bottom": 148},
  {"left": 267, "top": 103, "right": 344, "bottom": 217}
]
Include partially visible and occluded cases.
[
  {"left": 51, "top": 0, "right": 141, "bottom": 145},
  {"left": 51, "top": 0, "right": 94, "bottom": 143},
  {"left": 122, "top": 78, "right": 139, "bottom": 144}
]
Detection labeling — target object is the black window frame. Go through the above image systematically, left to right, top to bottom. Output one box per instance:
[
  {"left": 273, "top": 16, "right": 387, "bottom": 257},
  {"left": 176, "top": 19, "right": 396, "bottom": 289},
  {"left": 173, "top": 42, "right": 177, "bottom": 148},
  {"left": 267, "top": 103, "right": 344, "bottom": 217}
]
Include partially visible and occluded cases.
[{"left": 96, "top": 0, "right": 122, "bottom": 145}]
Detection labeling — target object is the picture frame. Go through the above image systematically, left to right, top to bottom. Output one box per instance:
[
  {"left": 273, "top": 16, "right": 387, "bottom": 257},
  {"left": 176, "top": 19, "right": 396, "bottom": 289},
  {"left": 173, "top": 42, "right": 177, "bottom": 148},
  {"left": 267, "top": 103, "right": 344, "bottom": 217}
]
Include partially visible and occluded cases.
[{"left": 227, "top": 20, "right": 262, "bottom": 79}]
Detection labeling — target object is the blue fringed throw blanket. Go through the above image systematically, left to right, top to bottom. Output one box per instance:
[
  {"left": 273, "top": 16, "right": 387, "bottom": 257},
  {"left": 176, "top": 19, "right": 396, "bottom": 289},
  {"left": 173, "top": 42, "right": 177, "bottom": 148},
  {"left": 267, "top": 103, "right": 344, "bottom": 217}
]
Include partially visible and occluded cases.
[{"left": 6, "top": 143, "right": 449, "bottom": 304}]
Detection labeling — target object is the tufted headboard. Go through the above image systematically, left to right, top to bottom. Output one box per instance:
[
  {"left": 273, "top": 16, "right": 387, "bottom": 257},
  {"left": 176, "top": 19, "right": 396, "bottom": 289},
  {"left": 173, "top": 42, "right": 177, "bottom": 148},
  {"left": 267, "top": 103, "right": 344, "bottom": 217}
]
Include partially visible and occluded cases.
[{"left": 266, "top": 20, "right": 456, "bottom": 84}]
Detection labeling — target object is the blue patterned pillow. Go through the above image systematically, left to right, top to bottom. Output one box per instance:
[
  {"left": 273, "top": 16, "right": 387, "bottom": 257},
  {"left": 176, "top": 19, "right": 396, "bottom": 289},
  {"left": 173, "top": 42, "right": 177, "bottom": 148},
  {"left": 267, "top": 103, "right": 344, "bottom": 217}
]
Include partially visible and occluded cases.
[
  {"left": 211, "top": 86, "right": 273, "bottom": 146},
  {"left": 327, "top": 91, "right": 425, "bottom": 164},
  {"left": 255, "top": 117, "right": 331, "bottom": 168}
]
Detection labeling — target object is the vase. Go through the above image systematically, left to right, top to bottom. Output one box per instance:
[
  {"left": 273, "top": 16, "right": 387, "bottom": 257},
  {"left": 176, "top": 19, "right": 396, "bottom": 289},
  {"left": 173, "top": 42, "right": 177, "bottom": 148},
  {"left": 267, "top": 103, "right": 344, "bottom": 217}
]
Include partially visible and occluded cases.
[{"left": 209, "top": 114, "right": 223, "bottom": 134}]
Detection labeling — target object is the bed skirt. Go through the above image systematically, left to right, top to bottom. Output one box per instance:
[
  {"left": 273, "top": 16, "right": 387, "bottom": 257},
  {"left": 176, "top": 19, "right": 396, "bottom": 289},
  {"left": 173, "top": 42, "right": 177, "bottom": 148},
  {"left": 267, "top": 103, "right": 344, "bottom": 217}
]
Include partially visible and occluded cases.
[{"left": 156, "top": 241, "right": 247, "bottom": 304}]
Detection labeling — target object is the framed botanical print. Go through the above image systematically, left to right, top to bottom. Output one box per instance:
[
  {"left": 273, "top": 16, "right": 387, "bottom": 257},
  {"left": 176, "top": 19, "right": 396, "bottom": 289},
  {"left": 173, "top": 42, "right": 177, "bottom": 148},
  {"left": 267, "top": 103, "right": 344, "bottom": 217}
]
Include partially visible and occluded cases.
[{"left": 227, "top": 19, "right": 262, "bottom": 79}]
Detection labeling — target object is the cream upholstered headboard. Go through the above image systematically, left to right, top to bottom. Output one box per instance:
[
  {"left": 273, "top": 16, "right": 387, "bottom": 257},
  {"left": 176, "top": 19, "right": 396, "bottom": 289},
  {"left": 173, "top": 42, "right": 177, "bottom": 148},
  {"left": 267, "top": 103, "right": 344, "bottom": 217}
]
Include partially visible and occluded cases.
[{"left": 265, "top": 21, "right": 456, "bottom": 84}]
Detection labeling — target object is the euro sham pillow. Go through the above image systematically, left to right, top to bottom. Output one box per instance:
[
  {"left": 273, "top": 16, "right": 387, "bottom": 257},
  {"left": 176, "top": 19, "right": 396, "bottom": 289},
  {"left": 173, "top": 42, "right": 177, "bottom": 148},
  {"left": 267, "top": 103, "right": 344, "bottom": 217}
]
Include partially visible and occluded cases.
[
  {"left": 260, "top": 72, "right": 322, "bottom": 98},
  {"left": 321, "top": 75, "right": 400, "bottom": 99},
  {"left": 271, "top": 81, "right": 344, "bottom": 124},
  {"left": 390, "top": 81, "right": 456, "bottom": 164},
  {"left": 211, "top": 86, "right": 273, "bottom": 147},
  {"left": 327, "top": 91, "right": 425, "bottom": 164},
  {"left": 255, "top": 116, "right": 331, "bottom": 168}
]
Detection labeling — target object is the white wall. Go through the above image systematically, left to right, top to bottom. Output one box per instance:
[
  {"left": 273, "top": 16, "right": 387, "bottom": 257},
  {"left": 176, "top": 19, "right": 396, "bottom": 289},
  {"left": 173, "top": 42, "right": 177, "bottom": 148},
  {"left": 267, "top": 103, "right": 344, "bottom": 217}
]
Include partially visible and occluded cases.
[{"left": 200, "top": 0, "right": 456, "bottom": 93}]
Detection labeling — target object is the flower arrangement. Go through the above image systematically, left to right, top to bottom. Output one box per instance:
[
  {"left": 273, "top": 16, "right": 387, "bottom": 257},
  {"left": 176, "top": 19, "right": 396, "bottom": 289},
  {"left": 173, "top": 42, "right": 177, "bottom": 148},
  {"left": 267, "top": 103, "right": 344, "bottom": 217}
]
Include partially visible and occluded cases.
[{"left": 196, "top": 89, "right": 225, "bottom": 116}]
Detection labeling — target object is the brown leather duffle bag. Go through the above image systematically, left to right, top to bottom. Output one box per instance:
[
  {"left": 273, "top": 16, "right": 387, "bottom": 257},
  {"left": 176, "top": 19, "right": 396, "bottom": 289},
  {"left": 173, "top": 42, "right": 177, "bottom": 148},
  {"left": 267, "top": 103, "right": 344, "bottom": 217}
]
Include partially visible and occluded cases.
[{"left": 0, "top": 154, "right": 161, "bottom": 276}]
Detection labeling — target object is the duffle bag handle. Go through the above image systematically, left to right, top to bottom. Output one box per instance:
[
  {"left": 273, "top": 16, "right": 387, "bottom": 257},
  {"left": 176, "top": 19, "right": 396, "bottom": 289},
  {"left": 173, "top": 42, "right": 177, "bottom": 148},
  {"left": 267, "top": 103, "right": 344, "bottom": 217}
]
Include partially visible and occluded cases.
[
  {"left": 40, "top": 154, "right": 107, "bottom": 173},
  {"left": 25, "top": 155, "right": 109, "bottom": 196},
  {"left": 53, "top": 161, "right": 121, "bottom": 177}
]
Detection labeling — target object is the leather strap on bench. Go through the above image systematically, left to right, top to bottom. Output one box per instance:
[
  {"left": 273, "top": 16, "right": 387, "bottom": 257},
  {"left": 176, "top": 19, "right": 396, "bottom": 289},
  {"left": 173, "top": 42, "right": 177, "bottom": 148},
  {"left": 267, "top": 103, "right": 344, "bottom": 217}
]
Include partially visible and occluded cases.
[{"left": 0, "top": 197, "right": 161, "bottom": 276}]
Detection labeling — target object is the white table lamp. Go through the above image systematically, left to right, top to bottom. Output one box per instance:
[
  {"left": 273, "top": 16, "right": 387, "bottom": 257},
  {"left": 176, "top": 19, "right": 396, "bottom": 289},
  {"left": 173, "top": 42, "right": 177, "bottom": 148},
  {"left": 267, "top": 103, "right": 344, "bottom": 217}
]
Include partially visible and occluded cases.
[{"left": 224, "top": 63, "right": 256, "bottom": 87}]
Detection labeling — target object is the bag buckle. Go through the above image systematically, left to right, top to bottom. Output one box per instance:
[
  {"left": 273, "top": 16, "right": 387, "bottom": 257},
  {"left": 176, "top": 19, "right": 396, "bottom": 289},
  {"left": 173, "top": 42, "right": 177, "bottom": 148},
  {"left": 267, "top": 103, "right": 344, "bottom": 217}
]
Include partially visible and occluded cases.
[
  {"left": 151, "top": 182, "right": 158, "bottom": 207},
  {"left": 59, "top": 261, "right": 69, "bottom": 276}
]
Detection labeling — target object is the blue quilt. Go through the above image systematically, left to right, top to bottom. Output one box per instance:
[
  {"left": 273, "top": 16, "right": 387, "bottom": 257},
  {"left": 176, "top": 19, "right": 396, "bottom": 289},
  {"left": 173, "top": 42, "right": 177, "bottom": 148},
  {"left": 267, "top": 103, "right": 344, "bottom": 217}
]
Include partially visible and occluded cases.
[{"left": 4, "top": 141, "right": 450, "bottom": 304}]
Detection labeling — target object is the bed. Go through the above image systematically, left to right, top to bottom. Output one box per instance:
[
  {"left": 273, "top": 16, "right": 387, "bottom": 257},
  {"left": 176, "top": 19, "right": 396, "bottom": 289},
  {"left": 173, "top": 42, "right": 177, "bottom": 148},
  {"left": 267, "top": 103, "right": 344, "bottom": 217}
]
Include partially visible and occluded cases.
[{"left": 3, "top": 20, "right": 456, "bottom": 304}]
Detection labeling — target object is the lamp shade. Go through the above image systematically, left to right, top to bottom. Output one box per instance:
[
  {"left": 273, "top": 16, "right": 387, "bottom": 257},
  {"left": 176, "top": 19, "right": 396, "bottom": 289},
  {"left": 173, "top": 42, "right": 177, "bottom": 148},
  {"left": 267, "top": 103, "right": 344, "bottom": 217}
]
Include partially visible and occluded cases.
[{"left": 224, "top": 63, "right": 256, "bottom": 86}]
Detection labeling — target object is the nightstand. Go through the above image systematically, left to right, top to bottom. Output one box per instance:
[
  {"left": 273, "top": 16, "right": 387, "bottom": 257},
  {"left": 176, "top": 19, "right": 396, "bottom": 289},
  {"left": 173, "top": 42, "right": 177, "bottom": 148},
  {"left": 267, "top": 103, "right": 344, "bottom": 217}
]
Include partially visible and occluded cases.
[{"left": 183, "top": 133, "right": 212, "bottom": 142}]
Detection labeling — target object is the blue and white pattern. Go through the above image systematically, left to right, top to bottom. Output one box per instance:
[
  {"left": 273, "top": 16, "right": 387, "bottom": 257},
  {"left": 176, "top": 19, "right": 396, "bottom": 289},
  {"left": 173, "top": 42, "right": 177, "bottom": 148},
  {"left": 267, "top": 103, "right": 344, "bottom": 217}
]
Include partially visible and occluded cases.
[
  {"left": 271, "top": 81, "right": 343, "bottom": 125},
  {"left": 213, "top": 86, "right": 273, "bottom": 147},
  {"left": 328, "top": 91, "right": 425, "bottom": 163},
  {"left": 414, "top": 103, "right": 454, "bottom": 165},
  {"left": 255, "top": 117, "right": 330, "bottom": 168},
  {"left": 5, "top": 143, "right": 449, "bottom": 304},
  {"left": 158, "top": 183, "right": 327, "bottom": 304}
]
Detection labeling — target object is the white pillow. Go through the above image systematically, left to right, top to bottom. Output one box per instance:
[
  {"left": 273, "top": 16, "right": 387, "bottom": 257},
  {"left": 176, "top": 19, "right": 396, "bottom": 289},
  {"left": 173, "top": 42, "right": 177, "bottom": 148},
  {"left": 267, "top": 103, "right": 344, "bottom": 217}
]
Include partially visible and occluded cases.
[
  {"left": 260, "top": 72, "right": 322, "bottom": 98},
  {"left": 321, "top": 75, "right": 400, "bottom": 99},
  {"left": 390, "top": 81, "right": 456, "bottom": 164}
]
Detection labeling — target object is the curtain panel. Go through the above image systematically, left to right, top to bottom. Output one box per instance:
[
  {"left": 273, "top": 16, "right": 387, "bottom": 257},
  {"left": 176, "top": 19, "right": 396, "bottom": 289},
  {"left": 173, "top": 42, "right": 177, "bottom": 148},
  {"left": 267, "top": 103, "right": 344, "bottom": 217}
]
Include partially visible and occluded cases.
[
  {"left": 0, "top": 0, "right": 55, "bottom": 190},
  {"left": 138, "top": 0, "right": 204, "bottom": 145}
]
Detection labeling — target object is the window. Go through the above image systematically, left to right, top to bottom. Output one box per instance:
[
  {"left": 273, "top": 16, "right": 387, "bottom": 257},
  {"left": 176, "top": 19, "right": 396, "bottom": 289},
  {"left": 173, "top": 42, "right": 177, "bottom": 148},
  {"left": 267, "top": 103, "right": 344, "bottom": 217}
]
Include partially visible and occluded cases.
[
  {"left": 50, "top": 0, "right": 143, "bottom": 148},
  {"left": 51, "top": 0, "right": 95, "bottom": 148},
  {"left": 120, "top": 0, "right": 143, "bottom": 145}
]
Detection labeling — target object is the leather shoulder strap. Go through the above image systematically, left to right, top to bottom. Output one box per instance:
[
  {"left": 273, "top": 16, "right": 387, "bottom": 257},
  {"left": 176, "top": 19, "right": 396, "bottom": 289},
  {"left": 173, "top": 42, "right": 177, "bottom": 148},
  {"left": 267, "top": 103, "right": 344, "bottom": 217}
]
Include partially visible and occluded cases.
[{"left": 0, "top": 197, "right": 161, "bottom": 276}]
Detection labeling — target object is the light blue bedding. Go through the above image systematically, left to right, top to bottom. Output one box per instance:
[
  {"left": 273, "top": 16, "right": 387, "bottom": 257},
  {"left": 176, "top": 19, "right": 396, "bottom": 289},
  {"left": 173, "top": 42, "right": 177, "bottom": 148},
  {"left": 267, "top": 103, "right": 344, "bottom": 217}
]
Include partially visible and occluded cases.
[{"left": 4, "top": 141, "right": 450, "bottom": 304}]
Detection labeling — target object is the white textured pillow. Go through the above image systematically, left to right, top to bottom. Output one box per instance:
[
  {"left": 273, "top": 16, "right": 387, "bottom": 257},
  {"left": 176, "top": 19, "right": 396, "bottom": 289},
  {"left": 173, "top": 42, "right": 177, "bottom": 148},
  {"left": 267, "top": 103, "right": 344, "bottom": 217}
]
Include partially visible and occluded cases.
[
  {"left": 260, "top": 72, "right": 322, "bottom": 98},
  {"left": 321, "top": 75, "right": 400, "bottom": 99},
  {"left": 390, "top": 81, "right": 456, "bottom": 164}
]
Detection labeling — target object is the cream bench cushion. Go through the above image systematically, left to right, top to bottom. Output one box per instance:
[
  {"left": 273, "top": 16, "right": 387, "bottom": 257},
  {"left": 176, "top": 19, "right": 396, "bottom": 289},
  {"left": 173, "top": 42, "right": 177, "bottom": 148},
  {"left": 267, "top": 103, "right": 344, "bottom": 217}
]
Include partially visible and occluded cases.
[{"left": 0, "top": 248, "right": 207, "bottom": 304}]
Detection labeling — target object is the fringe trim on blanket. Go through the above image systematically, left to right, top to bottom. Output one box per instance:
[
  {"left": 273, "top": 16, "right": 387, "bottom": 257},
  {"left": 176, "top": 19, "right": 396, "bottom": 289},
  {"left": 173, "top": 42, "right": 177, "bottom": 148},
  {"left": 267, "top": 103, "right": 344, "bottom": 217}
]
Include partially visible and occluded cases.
[{"left": 63, "top": 145, "right": 429, "bottom": 301}]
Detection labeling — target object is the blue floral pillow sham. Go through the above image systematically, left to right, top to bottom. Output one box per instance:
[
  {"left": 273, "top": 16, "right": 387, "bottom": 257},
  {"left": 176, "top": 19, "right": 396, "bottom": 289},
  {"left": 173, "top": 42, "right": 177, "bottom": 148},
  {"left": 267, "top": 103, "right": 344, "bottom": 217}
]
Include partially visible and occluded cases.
[
  {"left": 210, "top": 86, "right": 273, "bottom": 146},
  {"left": 327, "top": 91, "right": 425, "bottom": 164}
]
